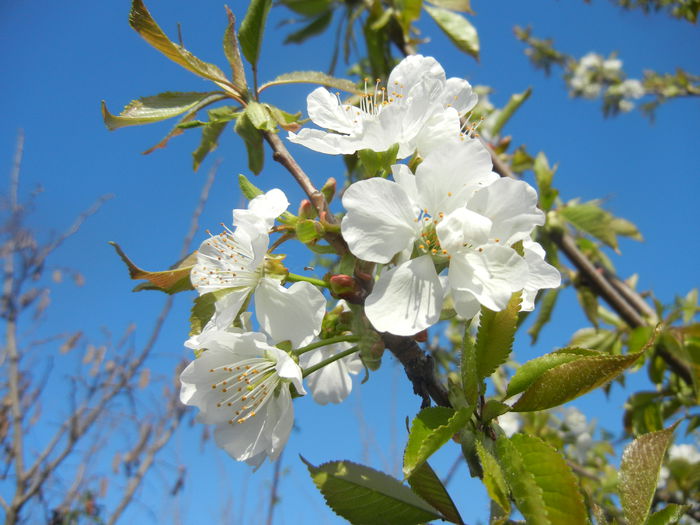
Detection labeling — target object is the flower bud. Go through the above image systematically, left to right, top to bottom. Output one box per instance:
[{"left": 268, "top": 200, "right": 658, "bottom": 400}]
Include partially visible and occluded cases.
[
  {"left": 321, "top": 177, "right": 336, "bottom": 203},
  {"left": 298, "top": 199, "right": 317, "bottom": 219},
  {"left": 329, "top": 274, "right": 366, "bottom": 304}
]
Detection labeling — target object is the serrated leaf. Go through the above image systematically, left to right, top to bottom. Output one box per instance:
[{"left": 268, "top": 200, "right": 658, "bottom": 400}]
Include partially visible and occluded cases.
[
  {"left": 129, "top": 0, "right": 232, "bottom": 89},
  {"left": 239, "top": 0, "right": 272, "bottom": 67},
  {"left": 426, "top": 0, "right": 472, "bottom": 13},
  {"left": 424, "top": 5, "right": 479, "bottom": 59},
  {"left": 223, "top": 6, "right": 248, "bottom": 91},
  {"left": 284, "top": 10, "right": 333, "bottom": 44},
  {"left": 259, "top": 70, "right": 361, "bottom": 94},
  {"left": 488, "top": 88, "right": 531, "bottom": 137},
  {"left": 101, "top": 92, "right": 220, "bottom": 131},
  {"left": 246, "top": 101, "right": 276, "bottom": 131},
  {"left": 234, "top": 112, "right": 264, "bottom": 174},
  {"left": 533, "top": 152, "right": 558, "bottom": 211},
  {"left": 238, "top": 174, "right": 264, "bottom": 200},
  {"left": 560, "top": 201, "right": 618, "bottom": 250},
  {"left": 109, "top": 242, "right": 194, "bottom": 294},
  {"left": 189, "top": 288, "right": 239, "bottom": 336},
  {"left": 528, "top": 288, "right": 559, "bottom": 344},
  {"left": 475, "top": 292, "right": 521, "bottom": 381},
  {"left": 461, "top": 330, "right": 479, "bottom": 407},
  {"left": 506, "top": 347, "right": 599, "bottom": 398},
  {"left": 511, "top": 351, "right": 643, "bottom": 411},
  {"left": 481, "top": 400, "right": 511, "bottom": 423},
  {"left": 403, "top": 407, "right": 469, "bottom": 478},
  {"left": 619, "top": 426, "right": 676, "bottom": 525},
  {"left": 496, "top": 434, "right": 587, "bottom": 525},
  {"left": 476, "top": 440, "right": 510, "bottom": 515},
  {"left": 302, "top": 457, "right": 442, "bottom": 525},
  {"left": 407, "top": 461, "right": 463, "bottom": 524},
  {"left": 647, "top": 504, "right": 688, "bottom": 525}
]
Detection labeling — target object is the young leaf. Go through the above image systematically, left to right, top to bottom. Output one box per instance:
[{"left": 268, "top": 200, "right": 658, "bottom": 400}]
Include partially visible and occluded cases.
[
  {"left": 129, "top": 0, "right": 232, "bottom": 89},
  {"left": 238, "top": 0, "right": 272, "bottom": 67},
  {"left": 425, "top": 0, "right": 472, "bottom": 13},
  {"left": 424, "top": 5, "right": 479, "bottom": 59},
  {"left": 223, "top": 6, "right": 248, "bottom": 91},
  {"left": 284, "top": 10, "right": 333, "bottom": 44},
  {"left": 258, "top": 70, "right": 360, "bottom": 94},
  {"left": 488, "top": 88, "right": 532, "bottom": 137},
  {"left": 101, "top": 92, "right": 221, "bottom": 131},
  {"left": 246, "top": 101, "right": 277, "bottom": 131},
  {"left": 265, "top": 104, "right": 301, "bottom": 132},
  {"left": 192, "top": 107, "right": 240, "bottom": 171},
  {"left": 234, "top": 111, "right": 264, "bottom": 174},
  {"left": 358, "top": 144, "right": 400, "bottom": 178},
  {"left": 533, "top": 152, "right": 559, "bottom": 211},
  {"left": 238, "top": 174, "right": 264, "bottom": 200},
  {"left": 559, "top": 201, "right": 619, "bottom": 250},
  {"left": 109, "top": 242, "right": 195, "bottom": 294},
  {"left": 528, "top": 288, "right": 559, "bottom": 344},
  {"left": 475, "top": 292, "right": 522, "bottom": 381},
  {"left": 461, "top": 329, "right": 479, "bottom": 407},
  {"left": 511, "top": 351, "right": 643, "bottom": 412},
  {"left": 403, "top": 407, "right": 470, "bottom": 478},
  {"left": 619, "top": 426, "right": 676, "bottom": 525},
  {"left": 496, "top": 434, "right": 587, "bottom": 525},
  {"left": 475, "top": 440, "right": 510, "bottom": 516},
  {"left": 302, "top": 457, "right": 442, "bottom": 525},
  {"left": 407, "top": 461, "right": 464, "bottom": 524},
  {"left": 647, "top": 504, "right": 688, "bottom": 525}
]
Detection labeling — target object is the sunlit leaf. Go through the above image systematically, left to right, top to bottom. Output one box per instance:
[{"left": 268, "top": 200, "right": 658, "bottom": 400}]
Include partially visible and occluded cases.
[
  {"left": 239, "top": 0, "right": 272, "bottom": 67},
  {"left": 425, "top": 0, "right": 472, "bottom": 13},
  {"left": 424, "top": 5, "right": 479, "bottom": 59},
  {"left": 223, "top": 6, "right": 248, "bottom": 91},
  {"left": 259, "top": 70, "right": 360, "bottom": 94},
  {"left": 488, "top": 88, "right": 532, "bottom": 137},
  {"left": 234, "top": 111, "right": 264, "bottom": 174},
  {"left": 109, "top": 242, "right": 195, "bottom": 294},
  {"left": 475, "top": 292, "right": 521, "bottom": 381},
  {"left": 476, "top": 440, "right": 510, "bottom": 516},
  {"left": 647, "top": 504, "right": 688, "bottom": 525}
]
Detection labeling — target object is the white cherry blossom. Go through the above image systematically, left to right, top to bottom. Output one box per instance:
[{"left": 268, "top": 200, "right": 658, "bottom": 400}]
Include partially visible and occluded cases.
[
  {"left": 288, "top": 55, "right": 477, "bottom": 159},
  {"left": 341, "top": 139, "right": 559, "bottom": 335},
  {"left": 180, "top": 330, "right": 305, "bottom": 468},
  {"left": 300, "top": 340, "right": 362, "bottom": 405}
]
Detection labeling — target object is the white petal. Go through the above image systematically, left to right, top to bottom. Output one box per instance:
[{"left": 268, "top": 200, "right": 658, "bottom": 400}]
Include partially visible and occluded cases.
[
  {"left": 388, "top": 55, "right": 446, "bottom": 101},
  {"left": 440, "top": 77, "right": 478, "bottom": 115},
  {"left": 306, "top": 87, "right": 358, "bottom": 133},
  {"left": 412, "top": 108, "right": 462, "bottom": 157},
  {"left": 287, "top": 128, "right": 362, "bottom": 155},
  {"left": 415, "top": 139, "right": 497, "bottom": 217},
  {"left": 391, "top": 164, "right": 419, "bottom": 206},
  {"left": 341, "top": 178, "right": 419, "bottom": 263},
  {"left": 467, "top": 178, "right": 544, "bottom": 244},
  {"left": 234, "top": 188, "right": 290, "bottom": 231},
  {"left": 436, "top": 207, "right": 493, "bottom": 254},
  {"left": 521, "top": 241, "right": 561, "bottom": 310},
  {"left": 448, "top": 245, "right": 528, "bottom": 311},
  {"left": 365, "top": 255, "right": 443, "bottom": 335},
  {"left": 255, "top": 278, "right": 326, "bottom": 348},
  {"left": 212, "top": 288, "right": 251, "bottom": 330},
  {"left": 451, "top": 288, "right": 481, "bottom": 319},
  {"left": 302, "top": 342, "right": 357, "bottom": 405},
  {"left": 268, "top": 346, "right": 306, "bottom": 396}
]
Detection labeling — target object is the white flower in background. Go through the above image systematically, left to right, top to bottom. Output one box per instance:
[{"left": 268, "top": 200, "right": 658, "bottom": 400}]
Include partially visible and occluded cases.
[
  {"left": 288, "top": 55, "right": 478, "bottom": 159},
  {"left": 341, "top": 139, "right": 559, "bottom": 335},
  {"left": 191, "top": 189, "right": 325, "bottom": 347},
  {"left": 180, "top": 330, "right": 306, "bottom": 468},
  {"left": 300, "top": 340, "right": 363, "bottom": 405},
  {"left": 558, "top": 407, "right": 595, "bottom": 464},
  {"left": 498, "top": 412, "right": 522, "bottom": 437},
  {"left": 669, "top": 443, "right": 700, "bottom": 464}
]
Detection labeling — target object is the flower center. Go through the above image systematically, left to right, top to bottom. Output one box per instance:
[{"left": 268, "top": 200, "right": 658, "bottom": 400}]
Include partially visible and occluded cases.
[
  {"left": 415, "top": 210, "right": 449, "bottom": 262},
  {"left": 193, "top": 228, "right": 263, "bottom": 289},
  {"left": 208, "top": 356, "right": 279, "bottom": 425}
]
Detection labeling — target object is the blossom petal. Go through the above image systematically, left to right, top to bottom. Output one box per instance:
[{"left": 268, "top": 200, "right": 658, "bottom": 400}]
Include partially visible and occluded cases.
[
  {"left": 388, "top": 55, "right": 446, "bottom": 101},
  {"left": 440, "top": 77, "right": 478, "bottom": 115},
  {"left": 306, "top": 87, "right": 358, "bottom": 133},
  {"left": 412, "top": 107, "right": 462, "bottom": 157},
  {"left": 287, "top": 128, "right": 362, "bottom": 155},
  {"left": 341, "top": 178, "right": 419, "bottom": 263},
  {"left": 468, "top": 178, "right": 544, "bottom": 244},
  {"left": 234, "top": 188, "right": 289, "bottom": 231},
  {"left": 436, "top": 207, "right": 492, "bottom": 254},
  {"left": 521, "top": 240, "right": 561, "bottom": 310},
  {"left": 448, "top": 245, "right": 528, "bottom": 311},
  {"left": 365, "top": 255, "right": 443, "bottom": 335},
  {"left": 254, "top": 278, "right": 326, "bottom": 348},
  {"left": 451, "top": 288, "right": 481, "bottom": 319},
  {"left": 301, "top": 342, "right": 358, "bottom": 405},
  {"left": 269, "top": 346, "right": 306, "bottom": 396}
]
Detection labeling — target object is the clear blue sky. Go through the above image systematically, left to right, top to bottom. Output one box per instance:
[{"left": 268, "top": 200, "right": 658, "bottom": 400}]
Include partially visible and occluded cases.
[{"left": 1, "top": 0, "right": 698, "bottom": 523}]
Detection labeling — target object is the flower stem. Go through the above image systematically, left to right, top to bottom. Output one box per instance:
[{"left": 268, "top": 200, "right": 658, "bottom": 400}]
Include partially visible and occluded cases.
[
  {"left": 285, "top": 272, "right": 329, "bottom": 288},
  {"left": 294, "top": 335, "right": 360, "bottom": 356},
  {"left": 302, "top": 346, "right": 359, "bottom": 378}
]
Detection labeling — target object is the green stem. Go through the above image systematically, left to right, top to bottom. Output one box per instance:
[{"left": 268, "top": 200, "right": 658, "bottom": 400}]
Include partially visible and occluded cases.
[
  {"left": 286, "top": 272, "right": 329, "bottom": 288},
  {"left": 294, "top": 335, "right": 360, "bottom": 356},
  {"left": 302, "top": 346, "right": 359, "bottom": 378}
]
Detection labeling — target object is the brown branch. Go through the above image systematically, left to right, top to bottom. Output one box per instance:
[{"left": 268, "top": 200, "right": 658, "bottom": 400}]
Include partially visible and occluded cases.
[{"left": 266, "top": 448, "right": 284, "bottom": 525}]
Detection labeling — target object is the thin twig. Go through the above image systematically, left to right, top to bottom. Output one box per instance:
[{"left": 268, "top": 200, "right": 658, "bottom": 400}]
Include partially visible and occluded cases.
[{"left": 266, "top": 449, "right": 284, "bottom": 525}]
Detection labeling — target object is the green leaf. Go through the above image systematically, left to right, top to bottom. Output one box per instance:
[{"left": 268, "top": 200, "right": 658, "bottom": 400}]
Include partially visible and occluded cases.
[
  {"left": 129, "top": 0, "right": 232, "bottom": 88},
  {"left": 238, "top": 0, "right": 272, "bottom": 67},
  {"left": 396, "top": 0, "right": 423, "bottom": 35},
  {"left": 425, "top": 0, "right": 472, "bottom": 13},
  {"left": 424, "top": 5, "right": 479, "bottom": 59},
  {"left": 223, "top": 6, "right": 248, "bottom": 91},
  {"left": 284, "top": 10, "right": 333, "bottom": 44},
  {"left": 363, "top": 15, "right": 391, "bottom": 79},
  {"left": 259, "top": 70, "right": 360, "bottom": 94},
  {"left": 488, "top": 88, "right": 532, "bottom": 137},
  {"left": 101, "top": 92, "right": 220, "bottom": 131},
  {"left": 245, "top": 101, "right": 277, "bottom": 131},
  {"left": 265, "top": 104, "right": 301, "bottom": 131},
  {"left": 192, "top": 106, "right": 240, "bottom": 171},
  {"left": 234, "top": 111, "right": 264, "bottom": 174},
  {"left": 358, "top": 144, "right": 400, "bottom": 178},
  {"left": 533, "top": 152, "right": 559, "bottom": 211},
  {"left": 238, "top": 174, "right": 264, "bottom": 200},
  {"left": 559, "top": 201, "right": 619, "bottom": 250},
  {"left": 610, "top": 217, "right": 643, "bottom": 241},
  {"left": 296, "top": 220, "right": 324, "bottom": 243},
  {"left": 109, "top": 242, "right": 194, "bottom": 294},
  {"left": 189, "top": 288, "right": 240, "bottom": 336},
  {"left": 528, "top": 288, "right": 559, "bottom": 344},
  {"left": 475, "top": 292, "right": 522, "bottom": 381},
  {"left": 461, "top": 329, "right": 479, "bottom": 407},
  {"left": 506, "top": 347, "right": 599, "bottom": 398},
  {"left": 511, "top": 350, "right": 643, "bottom": 412},
  {"left": 481, "top": 400, "right": 511, "bottom": 423},
  {"left": 403, "top": 407, "right": 469, "bottom": 478},
  {"left": 619, "top": 426, "right": 676, "bottom": 525},
  {"left": 496, "top": 434, "right": 587, "bottom": 525},
  {"left": 475, "top": 440, "right": 510, "bottom": 516},
  {"left": 302, "top": 457, "right": 442, "bottom": 525},
  {"left": 407, "top": 461, "right": 463, "bottom": 524},
  {"left": 647, "top": 504, "right": 688, "bottom": 525}
]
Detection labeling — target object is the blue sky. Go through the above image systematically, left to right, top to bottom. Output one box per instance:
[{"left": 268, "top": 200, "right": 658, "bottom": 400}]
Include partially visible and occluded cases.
[{"left": 1, "top": 0, "right": 699, "bottom": 523}]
